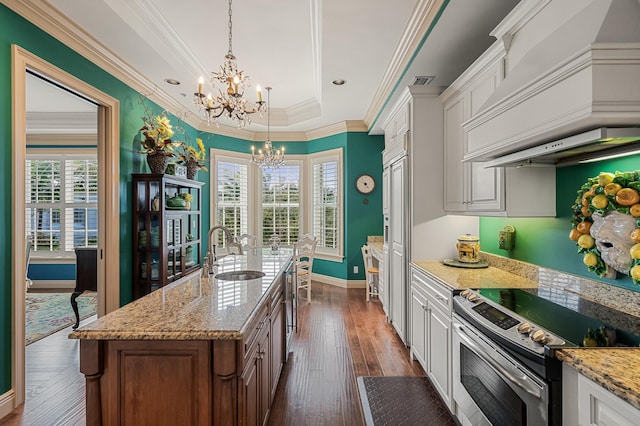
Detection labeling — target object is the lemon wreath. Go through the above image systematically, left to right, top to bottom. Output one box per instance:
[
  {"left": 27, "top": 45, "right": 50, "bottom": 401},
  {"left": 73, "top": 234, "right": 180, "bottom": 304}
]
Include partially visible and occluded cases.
[{"left": 570, "top": 170, "right": 640, "bottom": 285}]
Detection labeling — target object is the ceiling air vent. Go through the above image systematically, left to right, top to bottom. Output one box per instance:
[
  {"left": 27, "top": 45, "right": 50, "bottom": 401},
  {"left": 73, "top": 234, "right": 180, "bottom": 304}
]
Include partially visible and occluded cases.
[{"left": 411, "top": 76, "right": 434, "bottom": 86}]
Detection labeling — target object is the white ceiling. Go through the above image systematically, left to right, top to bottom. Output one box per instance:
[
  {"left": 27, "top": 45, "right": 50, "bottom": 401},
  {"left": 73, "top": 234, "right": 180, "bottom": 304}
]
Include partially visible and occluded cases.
[{"left": 22, "top": 0, "right": 520, "bottom": 135}]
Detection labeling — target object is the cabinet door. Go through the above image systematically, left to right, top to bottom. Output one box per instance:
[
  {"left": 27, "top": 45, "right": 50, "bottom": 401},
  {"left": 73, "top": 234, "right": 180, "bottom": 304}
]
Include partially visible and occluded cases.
[
  {"left": 444, "top": 96, "right": 467, "bottom": 212},
  {"left": 389, "top": 158, "right": 407, "bottom": 343},
  {"left": 468, "top": 162, "right": 504, "bottom": 211},
  {"left": 382, "top": 167, "right": 390, "bottom": 217},
  {"left": 381, "top": 244, "right": 390, "bottom": 318},
  {"left": 410, "top": 287, "right": 427, "bottom": 369},
  {"left": 270, "top": 302, "right": 284, "bottom": 401},
  {"left": 427, "top": 304, "right": 452, "bottom": 410},
  {"left": 258, "top": 326, "right": 271, "bottom": 425},
  {"left": 241, "top": 357, "right": 259, "bottom": 426},
  {"left": 578, "top": 373, "right": 640, "bottom": 426}
]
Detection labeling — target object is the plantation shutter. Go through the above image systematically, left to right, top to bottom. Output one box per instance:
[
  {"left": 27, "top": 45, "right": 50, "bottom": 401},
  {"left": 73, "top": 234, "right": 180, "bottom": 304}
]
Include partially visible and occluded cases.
[
  {"left": 26, "top": 155, "right": 98, "bottom": 255},
  {"left": 312, "top": 157, "right": 339, "bottom": 252},
  {"left": 216, "top": 159, "right": 249, "bottom": 242},
  {"left": 261, "top": 163, "right": 301, "bottom": 246}
]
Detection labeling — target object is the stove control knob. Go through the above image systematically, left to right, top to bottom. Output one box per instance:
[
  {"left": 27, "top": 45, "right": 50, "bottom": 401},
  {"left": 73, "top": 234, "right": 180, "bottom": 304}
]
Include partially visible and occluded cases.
[
  {"left": 460, "top": 290, "right": 470, "bottom": 298},
  {"left": 467, "top": 293, "right": 478, "bottom": 303},
  {"left": 517, "top": 322, "right": 532, "bottom": 334},
  {"left": 530, "top": 329, "right": 547, "bottom": 344}
]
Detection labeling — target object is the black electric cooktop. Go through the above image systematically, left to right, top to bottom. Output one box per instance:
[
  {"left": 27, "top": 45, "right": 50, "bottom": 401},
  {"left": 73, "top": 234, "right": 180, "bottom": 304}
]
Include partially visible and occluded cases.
[{"left": 477, "top": 287, "right": 640, "bottom": 347}]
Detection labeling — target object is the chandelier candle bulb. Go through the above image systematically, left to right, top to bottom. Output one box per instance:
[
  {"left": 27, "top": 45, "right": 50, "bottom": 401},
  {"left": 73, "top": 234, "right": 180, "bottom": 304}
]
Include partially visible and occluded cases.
[
  {"left": 198, "top": 77, "right": 204, "bottom": 94},
  {"left": 257, "top": 86, "right": 263, "bottom": 102}
]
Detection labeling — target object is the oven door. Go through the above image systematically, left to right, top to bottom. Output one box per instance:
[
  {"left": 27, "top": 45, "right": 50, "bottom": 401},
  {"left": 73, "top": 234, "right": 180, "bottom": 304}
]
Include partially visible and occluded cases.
[{"left": 453, "top": 315, "right": 548, "bottom": 426}]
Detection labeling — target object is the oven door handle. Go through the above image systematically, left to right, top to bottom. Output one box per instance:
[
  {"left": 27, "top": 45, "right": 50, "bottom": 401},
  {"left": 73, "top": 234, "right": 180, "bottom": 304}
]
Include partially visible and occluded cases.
[{"left": 454, "top": 323, "right": 542, "bottom": 399}]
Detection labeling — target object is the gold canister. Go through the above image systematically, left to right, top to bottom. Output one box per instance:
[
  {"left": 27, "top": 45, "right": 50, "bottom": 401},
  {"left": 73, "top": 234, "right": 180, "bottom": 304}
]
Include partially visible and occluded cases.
[{"left": 456, "top": 234, "right": 480, "bottom": 263}]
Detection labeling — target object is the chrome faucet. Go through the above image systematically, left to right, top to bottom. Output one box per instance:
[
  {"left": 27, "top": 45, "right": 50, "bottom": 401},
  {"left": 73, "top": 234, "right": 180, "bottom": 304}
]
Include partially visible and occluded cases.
[{"left": 202, "top": 225, "right": 243, "bottom": 276}]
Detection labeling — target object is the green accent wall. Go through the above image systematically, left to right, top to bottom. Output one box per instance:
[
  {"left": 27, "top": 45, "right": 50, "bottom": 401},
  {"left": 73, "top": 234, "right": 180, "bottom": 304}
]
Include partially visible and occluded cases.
[
  {"left": 0, "top": 4, "right": 386, "bottom": 395},
  {"left": 480, "top": 153, "right": 640, "bottom": 293}
]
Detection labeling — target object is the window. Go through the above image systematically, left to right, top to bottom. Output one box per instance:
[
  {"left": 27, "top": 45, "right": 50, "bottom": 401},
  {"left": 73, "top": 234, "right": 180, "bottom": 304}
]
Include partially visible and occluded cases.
[
  {"left": 210, "top": 149, "right": 342, "bottom": 260},
  {"left": 310, "top": 150, "right": 342, "bottom": 257},
  {"left": 26, "top": 154, "right": 98, "bottom": 257},
  {"left": 215, "top": 158, "right": 249, "bottom": 244},
  {"left": 261, "top": 163, "right": 301, "bottom": 246}
]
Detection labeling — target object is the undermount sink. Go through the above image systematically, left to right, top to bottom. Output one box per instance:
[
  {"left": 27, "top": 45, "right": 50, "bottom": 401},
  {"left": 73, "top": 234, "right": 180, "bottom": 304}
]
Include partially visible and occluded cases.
[{"left": 214, "top": 270, "right": 266, "bottom": 281}]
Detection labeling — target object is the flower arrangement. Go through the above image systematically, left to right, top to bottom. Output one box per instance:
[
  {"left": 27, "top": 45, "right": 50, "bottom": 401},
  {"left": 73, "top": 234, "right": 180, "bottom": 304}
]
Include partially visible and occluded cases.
[
  {"left": 140, "top": 113, "right": 178, "bottom": 155},
  {"left": 177, "top": 137, "right": 208, "bottom": 179},
  {"left": 178, "top": 138, "right": 208, "bottom": 171},
  {"left": 570, "top": 170, "right": 640, "bottom": 285}
]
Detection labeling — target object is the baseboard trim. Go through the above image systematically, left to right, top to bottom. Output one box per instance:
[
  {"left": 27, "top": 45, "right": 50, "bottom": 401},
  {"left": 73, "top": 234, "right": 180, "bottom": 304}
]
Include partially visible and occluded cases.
[
  {"left": 312, "top": 273, "right": 366, "bottom": 289},
  {"left": 29, "top": 280, "right": 75, "bottom": 290},
  {"left": 0, "top": 390, "right": 15, "bottom": 421}
]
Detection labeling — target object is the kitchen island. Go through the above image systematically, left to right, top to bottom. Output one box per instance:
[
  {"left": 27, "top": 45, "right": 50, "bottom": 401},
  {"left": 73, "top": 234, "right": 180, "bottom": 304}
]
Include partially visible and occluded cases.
[{"left": 70, "top": 248, "right": 293, "bottom": 426}]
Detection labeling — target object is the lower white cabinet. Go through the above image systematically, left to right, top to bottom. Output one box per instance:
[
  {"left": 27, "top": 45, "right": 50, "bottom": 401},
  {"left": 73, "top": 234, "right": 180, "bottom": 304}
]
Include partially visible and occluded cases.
[
  {"left": 410, "top": 264, "right": 453, "bottom": 412},
  {"left": 410, "top": 282, "right": 428, "bottom": 367},
  {"left": 427, "top": 303, "right": 451, "bottom": 406},
  {"left": 563, "top": 363, "right": 640, "bottom": 426}
]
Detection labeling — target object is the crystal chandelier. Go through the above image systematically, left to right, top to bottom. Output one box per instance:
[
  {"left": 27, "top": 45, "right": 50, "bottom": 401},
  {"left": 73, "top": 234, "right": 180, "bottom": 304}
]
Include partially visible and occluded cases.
[
  {"left": 193, "top": 0, "right": 266, "bottom": 128},
  {"left": 252, "top": 87, "right": 285, "bottom": 168}
]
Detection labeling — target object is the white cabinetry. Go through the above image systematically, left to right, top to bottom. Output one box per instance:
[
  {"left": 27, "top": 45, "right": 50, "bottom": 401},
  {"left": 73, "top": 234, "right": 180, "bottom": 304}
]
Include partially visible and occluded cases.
[
  {"left": 441, "top": 44, "right": 555, "bottom": 217},
  {"left": 381, "top": 86, "right": 477, "bottom": 344},
  {"left": 389, "top": 156, "right": 407, "bottom": 341},
  {"left": 382, "top": 167, "right": 390, "bottom": 217},
  {"left": 381, "top": 243, "right": 389, "bottom": 318},
  {"left": 410, "top": 264, "right": 453, "bottom": 412},
  {"left": 563, "top": 364, "right": 640, "bottom": 426}
]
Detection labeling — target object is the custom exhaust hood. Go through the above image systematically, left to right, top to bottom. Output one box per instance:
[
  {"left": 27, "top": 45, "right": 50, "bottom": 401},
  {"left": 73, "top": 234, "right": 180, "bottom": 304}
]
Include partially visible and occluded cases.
[
  {"left": 462, "top": 0, "right": 640, "bottom": 168},
  {"left": 484, "top": 127, "right": 640, "bottom": 168}
]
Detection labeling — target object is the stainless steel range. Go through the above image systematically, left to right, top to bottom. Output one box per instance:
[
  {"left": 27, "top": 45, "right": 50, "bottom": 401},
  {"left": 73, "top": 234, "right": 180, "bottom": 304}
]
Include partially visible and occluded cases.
[{"left": 452, "top": 289, "right": 576, "bottom": 426}]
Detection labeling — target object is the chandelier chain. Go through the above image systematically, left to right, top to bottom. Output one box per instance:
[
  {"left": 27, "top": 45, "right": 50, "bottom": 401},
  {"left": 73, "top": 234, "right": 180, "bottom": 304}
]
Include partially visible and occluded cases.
[{"left": 227, "top": 0, "right": 233, "bottom": 56}]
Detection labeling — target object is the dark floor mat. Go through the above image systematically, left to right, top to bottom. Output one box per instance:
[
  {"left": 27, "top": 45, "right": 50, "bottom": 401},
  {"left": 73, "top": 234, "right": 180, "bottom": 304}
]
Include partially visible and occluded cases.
[{"left": 357, "top": 376, "right": 457, "bottom": 426}]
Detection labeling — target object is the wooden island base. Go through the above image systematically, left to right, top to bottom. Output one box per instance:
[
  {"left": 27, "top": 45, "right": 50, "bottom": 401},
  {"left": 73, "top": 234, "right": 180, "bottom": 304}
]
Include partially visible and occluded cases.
[{"left": 76, "top": 262, "right": 287, "bottom": 426}]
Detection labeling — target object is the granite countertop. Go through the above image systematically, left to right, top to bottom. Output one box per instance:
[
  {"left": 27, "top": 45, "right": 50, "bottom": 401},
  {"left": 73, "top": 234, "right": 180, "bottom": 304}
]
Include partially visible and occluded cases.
[
  {"left": 70, "top": 248, "right": 292, "bottom": 341},
  {"left": 412, "top": 253, "right": 640, "bottom": 410},
  {"left": 411, "top": 260, "right": 538, "bottom": 290},
  {"left": 557, "top": 348, "right": 640, "bottom": 411}
]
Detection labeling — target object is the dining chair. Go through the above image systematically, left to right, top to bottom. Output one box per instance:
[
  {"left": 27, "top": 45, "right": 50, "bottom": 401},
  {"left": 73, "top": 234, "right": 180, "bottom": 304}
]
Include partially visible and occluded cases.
[
  {"left": 239, "top": 233, "right": 258, "bottom": 249},
  {"left": 25, "top": 235, "right": 33, "bottom": 290},
  {"left": 293, "top": 235, "right": 317, "bottom": 302},
  {"left": 361, "top": 244, "right": 379, "bottom": 301}
]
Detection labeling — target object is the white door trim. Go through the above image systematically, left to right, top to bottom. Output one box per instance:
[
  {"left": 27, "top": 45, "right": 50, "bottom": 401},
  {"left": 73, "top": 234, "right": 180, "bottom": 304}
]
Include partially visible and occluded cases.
[{"left": 10, "top": 44, "right": 120, "bottom": 408}]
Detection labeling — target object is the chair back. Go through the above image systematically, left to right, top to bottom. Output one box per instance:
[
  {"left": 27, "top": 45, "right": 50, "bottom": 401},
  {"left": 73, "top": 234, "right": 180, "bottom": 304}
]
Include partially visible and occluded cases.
[
  {"left": 239, "top": 233, "right": 258, "bottom": 249},
  {"left": 293, "top": 235, "right": 317, "bottom": 269},
  {"left": 361, "top": 245, "right": 373, "bottom": 271}
]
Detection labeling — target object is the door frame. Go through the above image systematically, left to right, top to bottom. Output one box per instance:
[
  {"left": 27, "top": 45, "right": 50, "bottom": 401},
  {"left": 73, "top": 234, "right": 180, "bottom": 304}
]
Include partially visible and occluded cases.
[{"left": 10, "top": 45, "right": 120, "bottom": 406}]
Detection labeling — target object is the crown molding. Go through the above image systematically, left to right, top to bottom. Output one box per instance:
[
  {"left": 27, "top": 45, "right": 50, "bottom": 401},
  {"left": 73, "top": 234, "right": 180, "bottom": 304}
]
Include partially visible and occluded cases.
[
  {"left": 5, "top": 0, "right": 375, "bottom": 143},
  {"left": 363, "top": 0, "right": 445, "bottom": 130},
  {"left": 26, "top": 111, "right": 97, "bottom": 134},
  {"left": 26, "top": 133, "right": 97, "bottom": 146}
]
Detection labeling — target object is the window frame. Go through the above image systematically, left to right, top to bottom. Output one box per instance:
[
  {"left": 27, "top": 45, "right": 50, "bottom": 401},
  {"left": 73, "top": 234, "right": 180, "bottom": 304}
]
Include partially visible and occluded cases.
[
  {"left": 25, "top": 148, "right": 98, "bottom": 260},
  {"left": 306, "top": 148, "right": 344, "bottom": 261}
]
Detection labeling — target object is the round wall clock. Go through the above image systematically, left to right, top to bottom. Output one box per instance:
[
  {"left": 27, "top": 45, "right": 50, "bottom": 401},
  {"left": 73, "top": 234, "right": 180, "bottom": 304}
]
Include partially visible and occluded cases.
[{"left": 356, "top": 174, "right": 375, "bottom": 194}]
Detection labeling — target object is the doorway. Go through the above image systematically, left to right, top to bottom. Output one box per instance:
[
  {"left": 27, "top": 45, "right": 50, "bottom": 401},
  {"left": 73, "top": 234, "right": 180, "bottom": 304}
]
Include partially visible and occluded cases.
[{"left": 11, "top": 45, "right": 120, "bottom": 408}]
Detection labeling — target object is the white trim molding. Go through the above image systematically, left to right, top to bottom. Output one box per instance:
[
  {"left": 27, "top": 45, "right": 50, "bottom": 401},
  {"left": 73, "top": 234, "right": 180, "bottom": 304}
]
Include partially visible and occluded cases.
[{"left": 0, "top": 391, "right": 15, "bottom": 420}]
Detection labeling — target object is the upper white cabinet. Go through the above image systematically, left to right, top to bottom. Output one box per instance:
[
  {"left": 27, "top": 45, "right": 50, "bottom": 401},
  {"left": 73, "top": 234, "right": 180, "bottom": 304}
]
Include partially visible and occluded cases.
[{"left": 441, "top": 43, "right": 555, "bottom": 217}]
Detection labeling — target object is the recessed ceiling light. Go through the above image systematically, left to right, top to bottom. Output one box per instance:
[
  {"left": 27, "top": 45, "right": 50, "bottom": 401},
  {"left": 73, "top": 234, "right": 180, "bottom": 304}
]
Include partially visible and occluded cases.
[
  {"left": 164, "top": 78, "right": 180, "bottom": 85},
  {"left": 332, "top": 79, "right": 346, "bottom": 86}
]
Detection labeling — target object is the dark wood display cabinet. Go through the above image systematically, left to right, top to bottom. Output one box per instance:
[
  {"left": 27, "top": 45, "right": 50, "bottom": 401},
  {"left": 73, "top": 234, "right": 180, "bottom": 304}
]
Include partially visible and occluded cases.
[{"left": 132, "top": 174, "right": 204, "bottom": 300}]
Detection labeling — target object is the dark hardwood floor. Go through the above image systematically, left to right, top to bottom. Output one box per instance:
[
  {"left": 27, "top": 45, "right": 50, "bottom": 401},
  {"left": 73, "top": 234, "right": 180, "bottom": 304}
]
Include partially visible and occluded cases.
[{"left": 1, "top": 283, "right": 424, "bottom": 425}]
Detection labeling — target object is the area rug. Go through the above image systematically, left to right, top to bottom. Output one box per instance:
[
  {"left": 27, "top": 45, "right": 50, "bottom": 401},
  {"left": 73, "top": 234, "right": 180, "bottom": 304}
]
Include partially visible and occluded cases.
[
  {"left": 25, "top": 292, "right": 97, "bottom": 345},
  {"left": 357, "top": 376, "right": 457, "bottom": 426}
]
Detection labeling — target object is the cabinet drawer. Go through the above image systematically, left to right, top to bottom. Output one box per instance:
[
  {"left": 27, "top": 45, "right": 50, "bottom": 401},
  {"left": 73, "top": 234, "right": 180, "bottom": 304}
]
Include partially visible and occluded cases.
[
  {"left": 425, "top": 278, "right": 451, "bottom": 314},
  {"left": 243, "top": 303, "right": 269, "bottom": 366}
]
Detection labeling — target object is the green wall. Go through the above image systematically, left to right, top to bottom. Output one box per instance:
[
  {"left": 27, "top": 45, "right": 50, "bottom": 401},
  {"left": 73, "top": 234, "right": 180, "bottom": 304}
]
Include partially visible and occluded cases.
[
  {"left": 0, "top": 4, "right": 385, "bottom": 395},
  {"left": 480, "top": 153, "right": 640, "bottom": 293}
]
